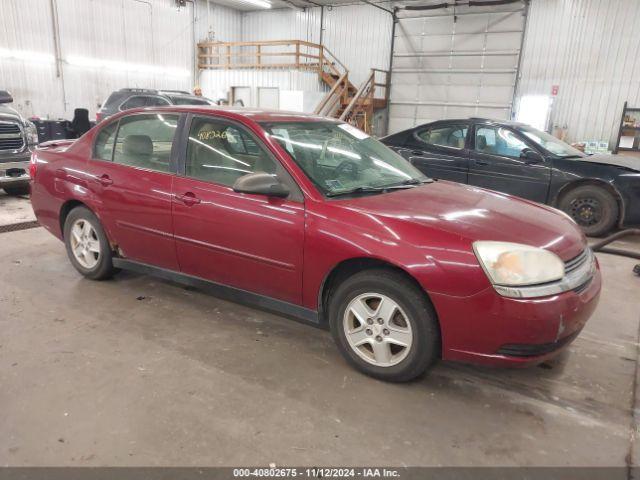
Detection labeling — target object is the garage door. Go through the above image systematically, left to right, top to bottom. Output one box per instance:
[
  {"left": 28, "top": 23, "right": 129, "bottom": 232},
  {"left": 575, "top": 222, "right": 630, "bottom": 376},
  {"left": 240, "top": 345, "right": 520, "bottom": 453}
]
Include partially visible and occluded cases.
[{"left": 388, "top": 4, "right": 526, "bottom": 134}]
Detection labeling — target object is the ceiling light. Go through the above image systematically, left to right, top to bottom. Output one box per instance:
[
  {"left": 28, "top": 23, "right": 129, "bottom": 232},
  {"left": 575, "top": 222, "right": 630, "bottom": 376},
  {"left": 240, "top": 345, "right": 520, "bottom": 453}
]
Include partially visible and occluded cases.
[{"left": 238, "top": 0, "right": 271, "bottom": 9}]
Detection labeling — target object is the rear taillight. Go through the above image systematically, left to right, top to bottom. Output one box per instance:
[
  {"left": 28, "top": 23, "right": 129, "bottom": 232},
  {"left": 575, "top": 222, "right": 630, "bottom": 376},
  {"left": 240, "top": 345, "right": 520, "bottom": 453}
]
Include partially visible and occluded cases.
[{"left": 29, "top": 151, "right": 37, "bottom": 179}]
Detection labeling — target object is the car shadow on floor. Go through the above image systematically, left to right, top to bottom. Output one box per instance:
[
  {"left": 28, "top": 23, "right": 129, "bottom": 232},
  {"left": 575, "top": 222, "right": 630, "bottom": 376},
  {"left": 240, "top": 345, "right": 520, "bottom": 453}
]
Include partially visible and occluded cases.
[{"left": 109, "top": 267, "right": 620, "bottom": 421}]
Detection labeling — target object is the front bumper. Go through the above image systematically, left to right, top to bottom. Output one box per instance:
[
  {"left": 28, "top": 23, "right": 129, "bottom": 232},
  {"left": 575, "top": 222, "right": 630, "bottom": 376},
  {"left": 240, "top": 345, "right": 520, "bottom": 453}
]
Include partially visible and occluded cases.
[
  {"left": 0, "top": 156, "right": 30, "bottom": 185},
  {"left": 431, "top": 261, "right": 602, "bottom": 367}
]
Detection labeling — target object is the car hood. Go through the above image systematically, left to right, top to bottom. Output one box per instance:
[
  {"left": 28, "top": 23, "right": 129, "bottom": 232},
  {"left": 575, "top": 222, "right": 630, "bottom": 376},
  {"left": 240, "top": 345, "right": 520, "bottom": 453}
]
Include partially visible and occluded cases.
[
  {"left": 572, "top": 153, "right": 640, "bottom": 171},
  {"left": 337, "top": 181, "right": 586, "bottom": 261}
]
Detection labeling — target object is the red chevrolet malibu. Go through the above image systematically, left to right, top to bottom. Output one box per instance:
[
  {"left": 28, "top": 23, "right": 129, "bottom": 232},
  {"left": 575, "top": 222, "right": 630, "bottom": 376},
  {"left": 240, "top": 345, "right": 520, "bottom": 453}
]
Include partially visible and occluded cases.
[{"left": 30, "top": 106, "right": 601, "bottom": 381}]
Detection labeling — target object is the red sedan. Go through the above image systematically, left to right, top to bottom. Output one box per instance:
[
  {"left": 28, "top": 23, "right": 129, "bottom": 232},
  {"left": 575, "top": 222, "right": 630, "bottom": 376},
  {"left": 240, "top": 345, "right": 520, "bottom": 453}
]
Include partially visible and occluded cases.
[{"left": 30, "top": 106, "right": 601, "bottom": 382}]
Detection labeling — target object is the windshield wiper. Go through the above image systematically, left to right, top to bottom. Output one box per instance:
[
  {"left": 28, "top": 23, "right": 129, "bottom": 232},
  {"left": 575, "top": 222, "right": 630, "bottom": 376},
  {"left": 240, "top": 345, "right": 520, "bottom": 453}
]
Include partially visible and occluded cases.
[
  {"left": 396, "top": 178, "right": 433, "bottom": 186},
  {"left": 326, "top": 179, "right": 430, "bottom": 198},
  {"left": 326, "top": 186, "right": 388, "bottom": 197}
]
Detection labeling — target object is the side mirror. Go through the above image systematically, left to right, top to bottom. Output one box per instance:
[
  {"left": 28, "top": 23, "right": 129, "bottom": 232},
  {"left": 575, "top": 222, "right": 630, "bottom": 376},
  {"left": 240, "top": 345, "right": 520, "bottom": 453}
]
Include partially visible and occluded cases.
[
  {"left": 0, "top": 90, "right": 14, "bottom": 104},
  {"left": 520, "top": 148, "right": 544, "bottom": 163},
  {"left": 233, "top": 172, "right": 290, "bottom": 198}
]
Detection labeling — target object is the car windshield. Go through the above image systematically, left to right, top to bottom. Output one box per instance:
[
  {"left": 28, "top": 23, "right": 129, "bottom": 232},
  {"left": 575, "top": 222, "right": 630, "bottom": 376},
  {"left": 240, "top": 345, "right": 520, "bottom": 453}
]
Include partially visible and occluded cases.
[
  {"left": 261, "top": 121, "right": 429, "bottom": 196},
  {"left": 517, "top": 125, "right": 585, "bottom": 158}
]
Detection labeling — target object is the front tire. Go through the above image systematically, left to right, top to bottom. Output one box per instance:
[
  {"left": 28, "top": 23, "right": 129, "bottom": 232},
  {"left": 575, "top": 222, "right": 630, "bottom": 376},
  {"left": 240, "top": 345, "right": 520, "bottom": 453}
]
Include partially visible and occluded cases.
[
  {"left": 558, "top": 185, "right": 618, "bottom": 237},
  {"left": 63, "top": 206, "right": 115, "bottom": 280},
  {"left": 329, "top": 269, "right": 440, "bottom": 382}
]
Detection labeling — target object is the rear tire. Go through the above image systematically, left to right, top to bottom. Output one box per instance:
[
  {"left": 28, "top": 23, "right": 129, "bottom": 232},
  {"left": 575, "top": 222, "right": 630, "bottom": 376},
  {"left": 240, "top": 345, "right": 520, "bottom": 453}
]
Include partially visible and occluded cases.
[
  {"left": 3, "top": 184, "right": 30, "bottom": 196},
  {"left": 558, "top": 185, "right": 618, "bottom": 237},
  {"left": 63, "top": 206, "right": 115, "bottom": 280},
  {"left": 328, "top": 269, "right": 440, "bottom": 382}
]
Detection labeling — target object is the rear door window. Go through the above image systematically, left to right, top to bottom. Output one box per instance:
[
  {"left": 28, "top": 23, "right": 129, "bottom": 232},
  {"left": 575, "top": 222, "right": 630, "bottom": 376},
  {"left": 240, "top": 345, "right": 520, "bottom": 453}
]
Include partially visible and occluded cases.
[
  {"left": 112, "top": 113, "right": 179, "bottom": 172},
  {"left": 93, "top": 121, "right": 119, "bottom": 161},
  {"left": 417, "top": 125, "right": 468, "bottom": 149}
]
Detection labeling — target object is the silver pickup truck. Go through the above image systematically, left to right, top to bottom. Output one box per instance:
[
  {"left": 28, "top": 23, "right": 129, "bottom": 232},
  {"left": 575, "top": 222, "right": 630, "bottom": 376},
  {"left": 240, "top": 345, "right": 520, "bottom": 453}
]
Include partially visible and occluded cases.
[{"left": 0, "top": 90, "right": 38, "bottom": 196}]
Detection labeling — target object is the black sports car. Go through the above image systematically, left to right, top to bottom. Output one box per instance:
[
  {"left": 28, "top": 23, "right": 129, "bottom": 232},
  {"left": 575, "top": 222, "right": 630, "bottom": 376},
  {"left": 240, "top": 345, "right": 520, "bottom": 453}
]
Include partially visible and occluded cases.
[{"left": 382, "top": 118, "right": 640, "bottom": 236}]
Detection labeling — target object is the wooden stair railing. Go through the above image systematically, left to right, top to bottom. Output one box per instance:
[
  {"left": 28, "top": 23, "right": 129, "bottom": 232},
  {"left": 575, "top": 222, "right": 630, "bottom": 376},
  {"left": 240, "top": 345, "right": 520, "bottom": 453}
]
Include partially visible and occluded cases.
[
  {"left": 197, "top": 40, "right": 389, "bottom": 133},
  {"left": 198, "top": 40, "right": 332, "bottom": 70},
  {"left": 339, "top": 68, "right": 390, "bottom": 133},
  {"left": 314, "top": 71, "right": 349, "bottom": 117}
]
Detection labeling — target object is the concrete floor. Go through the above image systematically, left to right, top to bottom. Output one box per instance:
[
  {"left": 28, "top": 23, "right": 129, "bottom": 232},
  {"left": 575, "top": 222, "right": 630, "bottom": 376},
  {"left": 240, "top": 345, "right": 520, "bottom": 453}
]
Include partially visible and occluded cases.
[
  {"left": 0, "top": 190, "right": 35, "bottom": 226},
  {"left": 1, "top": 194, "right": 639, "bottom": 467}
]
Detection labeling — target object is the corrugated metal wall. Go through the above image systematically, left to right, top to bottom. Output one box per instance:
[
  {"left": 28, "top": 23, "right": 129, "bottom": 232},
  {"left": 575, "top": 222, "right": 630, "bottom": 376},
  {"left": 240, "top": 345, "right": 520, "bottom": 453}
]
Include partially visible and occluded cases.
[
  {"left": 0, "top": 0, "right": 239, "bottom": 119},
  {"left": 1, "top": 0, "right": 61, "bottom": 119},
  {"left": 4, "top": 0, "right": 637, "bottom": 143},
  {"left": 516, "top": 0, "right": 640, "bottom": 145},
  {"left": 1, "top": 1, "right": 391, "bottom": 119},
  {"left": 196, "top": 1, "right": 242, "bottom": 43},
  {"left": 200, "top": 3, "right": 392, "bottom": 112},
  {"left": 239, "top": 4, "right": 393, "bottom": 87},
  {"left": 322, "top": 4, "right": 393, "bottom": 87},
  {"left": 242, "top": 8, "right": 320, "bottom": 44},
  {"left": 200, "top": 69, "right": 323, "bottom": 104}
]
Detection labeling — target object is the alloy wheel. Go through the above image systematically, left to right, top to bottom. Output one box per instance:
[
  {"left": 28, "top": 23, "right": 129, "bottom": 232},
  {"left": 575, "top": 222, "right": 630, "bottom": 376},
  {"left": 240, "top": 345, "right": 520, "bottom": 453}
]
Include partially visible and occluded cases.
[
  {"left": 70, "top": 218, "right": 101, "bottom": 269},
  {"left": 343, "top": 293, "right": 413, "bottom": 367}
]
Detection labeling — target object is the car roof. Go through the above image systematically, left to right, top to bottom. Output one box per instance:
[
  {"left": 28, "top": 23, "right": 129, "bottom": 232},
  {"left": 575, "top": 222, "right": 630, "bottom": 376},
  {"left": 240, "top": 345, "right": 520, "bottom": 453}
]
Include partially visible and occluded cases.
[
  {"left": 117, "top": 88, "right": 158, "bottom": 94},
  {"left": 159, "top": 89, "right": 191, "bottom": 95},
  {"left": 124, "top": 105, "right": 335, "bottom": 123}
]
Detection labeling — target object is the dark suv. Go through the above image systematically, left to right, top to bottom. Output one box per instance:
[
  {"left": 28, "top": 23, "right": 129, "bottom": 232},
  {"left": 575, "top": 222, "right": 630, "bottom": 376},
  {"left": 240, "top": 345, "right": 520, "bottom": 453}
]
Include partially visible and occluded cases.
[{"left": 96, "top": 88, "right": 216, "bottom": 123}]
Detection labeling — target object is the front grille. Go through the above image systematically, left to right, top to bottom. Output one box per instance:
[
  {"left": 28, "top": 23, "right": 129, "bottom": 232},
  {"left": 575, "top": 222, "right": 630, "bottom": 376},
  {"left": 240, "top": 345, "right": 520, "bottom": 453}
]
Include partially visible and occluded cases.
[
  {"left": 0, "top": 122, "right": 24, "bottom": 151},
  {"left": 0, "top": 123, "right": 20, "bottom": 134},
  {"left": 564, "top": 249, "right": 589, "bottom": 275}
]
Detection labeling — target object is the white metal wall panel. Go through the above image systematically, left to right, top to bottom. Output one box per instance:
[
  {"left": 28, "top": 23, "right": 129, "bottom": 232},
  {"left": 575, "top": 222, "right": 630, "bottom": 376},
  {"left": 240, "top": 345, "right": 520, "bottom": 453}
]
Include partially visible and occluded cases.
[
  {"left": 0, "top": 0, "right": 198, "bottom": 119},
  {"left": 0, "top": 0, "right": 59, "bottom": 118},
  {"left": 517, "top": 0, "right": 640, "bottom": 145},
  {"left": 196, "top": 1, "right": 243, "bottom": 43},
  {"left": 196, "top": 4, "right": 392, "bottom": 113},
  {"left": 240, "top": 4, "right": 392, "bottom": 87},
  {"left": 322, "top": 4, "right": 393, "bottom": 87},
  {"left": 389, "top": 4, "right": 525, "bottom": 134},
  {"left": 242, "top": 8, "right": 320, "bottom": 44},
  {"left": 240, "top": 9, "right": 321, "bottom": 68},
  {"left": 200, "top": 69, "right": 325, "bottom": 104}
]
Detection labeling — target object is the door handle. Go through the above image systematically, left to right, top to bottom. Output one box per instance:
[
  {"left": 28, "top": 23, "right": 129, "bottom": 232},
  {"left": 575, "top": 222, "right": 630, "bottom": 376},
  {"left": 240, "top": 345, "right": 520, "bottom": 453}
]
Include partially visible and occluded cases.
[
  {"left": 410, "top": 150, "right": 424, "bottom": 156},
  {"left": 474, "top": 160, "right": 489, "bottom": 166},
  {"left": 96, "top": 174, "right": 113, "bottom": 186},
  {"left": 175, "top": 192, "right": 201, "bottom": 206}
]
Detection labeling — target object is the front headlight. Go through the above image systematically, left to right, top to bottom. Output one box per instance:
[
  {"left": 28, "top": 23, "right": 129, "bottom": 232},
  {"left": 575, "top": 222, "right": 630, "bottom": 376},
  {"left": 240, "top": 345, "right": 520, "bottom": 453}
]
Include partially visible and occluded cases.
[
  {"left": 25, "top": 121, "right": 39, "bottom": 146},
  {"left": 473, "top": 241, "right": 565, "bottom": 287}
]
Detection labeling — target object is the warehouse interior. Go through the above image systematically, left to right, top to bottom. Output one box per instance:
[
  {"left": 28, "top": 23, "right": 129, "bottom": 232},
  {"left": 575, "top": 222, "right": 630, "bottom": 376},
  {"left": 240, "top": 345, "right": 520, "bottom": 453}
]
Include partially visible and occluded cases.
[
  {"left": 1, "top": 0, "right": 640, "bottom": 475},
  {"left": 5, "top": 0, "right": 640, "bottom": 146}
]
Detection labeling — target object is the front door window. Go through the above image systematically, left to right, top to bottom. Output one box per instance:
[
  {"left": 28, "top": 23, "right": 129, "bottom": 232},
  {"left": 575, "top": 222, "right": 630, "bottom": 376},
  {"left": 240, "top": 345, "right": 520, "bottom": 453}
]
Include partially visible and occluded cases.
[{"left": 475, "top": 126, "right": 528, "bottom": 158}]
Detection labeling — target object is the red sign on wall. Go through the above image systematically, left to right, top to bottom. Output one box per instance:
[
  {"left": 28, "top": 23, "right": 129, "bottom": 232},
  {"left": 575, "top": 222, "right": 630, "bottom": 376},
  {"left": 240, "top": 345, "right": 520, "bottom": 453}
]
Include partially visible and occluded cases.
[{"left": 551, "top": 85, "right": 560, "bottom": 96}]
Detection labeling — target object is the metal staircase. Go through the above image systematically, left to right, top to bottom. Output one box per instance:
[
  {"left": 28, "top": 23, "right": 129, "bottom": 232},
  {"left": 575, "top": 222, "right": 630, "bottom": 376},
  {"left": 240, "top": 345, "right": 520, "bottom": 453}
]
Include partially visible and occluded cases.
[{"left": 197, "top": 40, "right": 389, "bottom": 134}]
